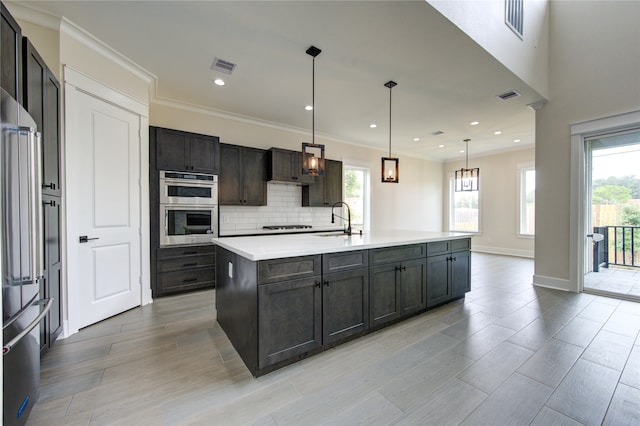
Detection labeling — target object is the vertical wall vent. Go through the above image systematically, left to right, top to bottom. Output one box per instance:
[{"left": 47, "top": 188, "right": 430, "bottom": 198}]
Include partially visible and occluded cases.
[{"left": 506, "top": 0, "right": 524, "bottom": 39}]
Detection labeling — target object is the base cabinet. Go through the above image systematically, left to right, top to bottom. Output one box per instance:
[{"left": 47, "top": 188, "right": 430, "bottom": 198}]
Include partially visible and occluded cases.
[
  {"left": 426, "top": 238, "right": 471, "bottom": 308},
  {"left": 369, "top": 244, "right": 427, "bottom": 328},
  {"left": 155, "top": 245, "right": 216, "bottom": 296},
  {"left": 323, "top": 268, "right": 369, "bottom": 345},
  {"left": 258, "top": 277, "right": 322, "bottom": 369}
]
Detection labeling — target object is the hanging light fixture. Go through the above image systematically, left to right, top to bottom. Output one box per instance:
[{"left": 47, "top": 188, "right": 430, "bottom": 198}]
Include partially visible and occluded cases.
[
  {"left": 301, "top": 45, "right": 325, "bottom": 176},
  {"left": 381, "top": 80, "right": 399, "bottom": 183},
  {"left": 455, "top": 138, "right": 479, "bottom": 191}
]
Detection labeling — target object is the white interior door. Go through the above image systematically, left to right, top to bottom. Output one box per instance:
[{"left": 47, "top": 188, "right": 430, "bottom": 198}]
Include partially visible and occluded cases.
[{"left": 66, "top": 85, "right": 142, "bottom": 330}]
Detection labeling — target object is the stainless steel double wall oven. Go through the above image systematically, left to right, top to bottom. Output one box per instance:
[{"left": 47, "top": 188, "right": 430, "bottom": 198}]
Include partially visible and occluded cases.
[{"left": 159, "top": 171, "right": 218, "bottom": 246}]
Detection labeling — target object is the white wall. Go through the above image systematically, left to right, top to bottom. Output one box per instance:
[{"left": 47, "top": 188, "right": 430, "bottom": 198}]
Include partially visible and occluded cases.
[
  {"left": 429, "top": 0, "right": 549, "bottom": 99},
  {"left": 535, "top": 0, "right": 640, "bottom": 291},
  {"left": 150, "top": 101, "right": 444, "bottom": 233},
  {"left": 444, "top": 147, "right": 535, "bottom": 257}
]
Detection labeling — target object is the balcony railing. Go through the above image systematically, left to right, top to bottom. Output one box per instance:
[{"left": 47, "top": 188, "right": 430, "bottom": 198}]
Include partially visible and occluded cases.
[{"left": 594, "top": 226, "right": 640, "bottom": 269}]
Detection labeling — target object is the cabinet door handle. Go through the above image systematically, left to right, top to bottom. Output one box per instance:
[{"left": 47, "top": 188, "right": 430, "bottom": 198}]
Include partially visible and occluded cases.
[
  {"left": 42, "top": 183, "right": 56, "bottom": 190},
  {"left": 43, "top": 200, "right": 56, "bottom": 207},
  {"left": 182, "top": 251, "right": 197, "bottom": 255},
  {"left": 452, "top": 257, "right": 457, "bottom": 262},
  {"left": 182, "top": 262, "right": 198, "bottom": 267},
  {"left": 402, "top": 266, "right": 407, "bottom": 271},
  {"left": 183, "top": 277, "right": 198, "bottom": 283},
  {"left": 324, "top": 280, "right": 329, "bottom": 287},
  {"left": 315, "top": 281, "right": 321, "bottom": 288}
]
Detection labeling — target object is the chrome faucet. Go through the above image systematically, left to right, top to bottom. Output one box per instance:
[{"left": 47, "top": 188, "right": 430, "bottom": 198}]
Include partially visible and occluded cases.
[{"left": 331, "top": 201, "right": 352, "bottom": 236}]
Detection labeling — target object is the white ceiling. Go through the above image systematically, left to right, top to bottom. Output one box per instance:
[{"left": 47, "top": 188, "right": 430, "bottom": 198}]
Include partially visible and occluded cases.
[{"left": 19, "top": 0, "right": 540, "bottom": 162}]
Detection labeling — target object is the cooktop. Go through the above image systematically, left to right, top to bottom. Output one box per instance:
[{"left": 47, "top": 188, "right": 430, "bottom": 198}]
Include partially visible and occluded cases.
[{"left": 262, "top": 225, "right": 313, "bottom": 230}]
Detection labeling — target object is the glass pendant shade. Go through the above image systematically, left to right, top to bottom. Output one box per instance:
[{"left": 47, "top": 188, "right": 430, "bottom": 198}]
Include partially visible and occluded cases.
[
  {"left": 301, "top": 142, "right": 325, "bottom": 176},
  {"left": 381, "top": 157, "right": 399, "bottom": 183},
  {"left": 455, "top": 167, "right": 479, "bottom": 191}
]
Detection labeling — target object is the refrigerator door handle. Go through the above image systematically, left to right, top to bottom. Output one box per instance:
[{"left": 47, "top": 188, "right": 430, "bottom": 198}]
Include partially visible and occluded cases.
[
  {"left": 19, "top": 125, "right": 44, "bottom": 284},
  {"left": 2, "top": 298, "right": 52, "bottom": 355}
]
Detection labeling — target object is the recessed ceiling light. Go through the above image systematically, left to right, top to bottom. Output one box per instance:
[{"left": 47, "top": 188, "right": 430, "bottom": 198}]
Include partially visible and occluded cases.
[
  {"left": 213, "top": 78, "right": 225, "bottom": 86},
  {"left": 305, "top": 105, "right": 313, "bottom": 111},
  {"left": 470, "top": 121, "right": 479, "bottom": 126},
  {"left": 369, "top": 124, "right": 377, "bottom": 128},
  {"left": 494, "top": 131, "right": 502, "bottom": 135},
  {"left": 413, "top": 137, "right": 420, "bottom": 142},
  {"left": 514, "top": 139, "right": 521, "bottom": 143},
  {"left": 438, "top": 144, "right": 445, "bottom": 148},
  {"left": 459, "top": 149, "right": 465, "bottom": 153}
]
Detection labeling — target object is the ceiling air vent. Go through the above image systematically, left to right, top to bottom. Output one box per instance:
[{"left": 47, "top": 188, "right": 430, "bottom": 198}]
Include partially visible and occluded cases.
[
  {"left": 211, "top": 57, "right": 237, "bottom": 75},
  {"left": 497, "top": 90, "right": 521, "bottom": 101},
  {"left": 432, "top": 130, "right": 444, "bottom": 136}
]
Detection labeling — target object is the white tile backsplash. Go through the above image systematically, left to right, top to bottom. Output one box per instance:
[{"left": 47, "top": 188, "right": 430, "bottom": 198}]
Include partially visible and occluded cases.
[{"left": 219, "top": 182, "right": 337, "bottom": 235}]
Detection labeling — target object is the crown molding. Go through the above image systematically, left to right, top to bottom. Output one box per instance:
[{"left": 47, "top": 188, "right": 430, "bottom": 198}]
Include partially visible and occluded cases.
[
  {"left": 4, "top": 1, "right": 60, "bottom": 31},
  {"left": 59, "top": 18, "right": 156, "bottom": 86}
]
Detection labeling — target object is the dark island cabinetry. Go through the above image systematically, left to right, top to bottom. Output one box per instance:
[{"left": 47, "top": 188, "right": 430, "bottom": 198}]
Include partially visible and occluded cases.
[
  {"left": 155, "top": 126, "right": 220, "bottom": 174},
  {"left": 219, "top": 143, "right": 267, "bottom": 206},
  {"left": 216, "top": 237, "right": 470, "bottom": 376},
  {"left": 426, "top": 238, "right": 471, "bottom": 308},
  {"left": 369, "top": 244, "right": 427, "bottom": 328}
]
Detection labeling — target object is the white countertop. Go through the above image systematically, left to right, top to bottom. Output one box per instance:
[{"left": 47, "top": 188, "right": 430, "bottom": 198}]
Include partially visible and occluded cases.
[{"left": 213, "top": 230, "right": 471, "bottom": 261}]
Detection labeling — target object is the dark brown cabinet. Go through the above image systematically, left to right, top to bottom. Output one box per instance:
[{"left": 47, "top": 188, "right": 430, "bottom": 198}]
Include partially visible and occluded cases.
[
  {"left": 1, "top": 3, "right": 22, "bottom": 104},
  {"left": 23, "top": 37, "right": 61, "bottom": 196},
  {"left": 155, "top": 127, "right": 220, "bottom": 174},
  {"left": 219, "top": 143, "right": 267, "bottom": 206},
  {"left": 268, "top": 148, "right": 313, "bottom": 184},
  {"left": 302, "top": 159, "right": 343, "bottom": 207},
  {"left": 41, "top": 195, "right": 62, "bottom": 350},
  {"left": 426, "top": 238, "right": 471, "bottom": 308},
  {"left": 369, "top": 244, "right": 427, "bottom": 328},
  {"left": 155, "top": 245, "right": 216, "bottom": 296},
  {"left": 322, "top": 250, "right": 369, "bottom": 345},
  {"left": 257, "top": 255, "right": 322, "bottom": 369},
  {"left": 258, "top": 277, "right": 322, "bottom": 369}
]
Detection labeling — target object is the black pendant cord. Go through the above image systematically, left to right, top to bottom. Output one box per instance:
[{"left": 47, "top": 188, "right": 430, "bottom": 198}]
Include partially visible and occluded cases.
[
  {"left": 312, "top": 56, "right": 315, "bottom": 145},
  {"left": 388, "top": 85, "right": 392, "bottom": 157}
]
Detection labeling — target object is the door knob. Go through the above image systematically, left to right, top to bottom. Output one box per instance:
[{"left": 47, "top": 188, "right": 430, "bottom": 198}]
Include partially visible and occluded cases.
[{"left": 79, "top": 235, "right": 100, "bottom": 243}]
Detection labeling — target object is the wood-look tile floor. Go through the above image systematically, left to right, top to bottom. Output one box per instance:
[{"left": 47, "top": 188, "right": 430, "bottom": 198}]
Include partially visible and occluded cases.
[{"left": 28, "top": 253, "right": 640, "bottom": 425}]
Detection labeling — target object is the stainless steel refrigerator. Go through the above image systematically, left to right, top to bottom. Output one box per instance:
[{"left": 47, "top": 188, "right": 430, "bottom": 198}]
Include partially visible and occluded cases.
[{"left": 2, "top": 88, "right": 51, "bottom": 426}]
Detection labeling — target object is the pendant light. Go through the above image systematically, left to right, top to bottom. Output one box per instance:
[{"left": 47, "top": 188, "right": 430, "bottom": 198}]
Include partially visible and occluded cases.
[
  {"left": 301, "top": 45, "right": 325, "bottom": 176},
  {"left": 381, "top": 80, "right": 399, "bottom": 183},
  {"left": 455, "top": 139, "right": 479, "bottom": 191}
]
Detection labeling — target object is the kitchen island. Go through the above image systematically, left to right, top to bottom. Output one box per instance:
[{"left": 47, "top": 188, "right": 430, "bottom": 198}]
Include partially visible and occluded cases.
[{"left": 214, "top": 231, "right": 471, "bottom": 376}]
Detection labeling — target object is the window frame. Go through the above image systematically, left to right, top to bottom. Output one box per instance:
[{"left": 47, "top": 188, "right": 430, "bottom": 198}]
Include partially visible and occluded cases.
[
  {"left": 518, "top": 163, "right": 535, "bottom": 237},
  {"left": 343, "top": 164, "right": 370, "bottom": 232},
  {"left": 448, "top": 173, "right": 481, "bottom": 233}
]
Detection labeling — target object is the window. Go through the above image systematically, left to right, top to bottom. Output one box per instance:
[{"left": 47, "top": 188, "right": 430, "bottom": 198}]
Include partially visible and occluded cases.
[
  {"left": 344, "top": 166, "right": 370, "bottom": 232},
  {"left": 519, "top": 166, "right": 535, "bottom": 235},
  {"left": 449, "top": 175, "right": 479, "bottom": 232}
]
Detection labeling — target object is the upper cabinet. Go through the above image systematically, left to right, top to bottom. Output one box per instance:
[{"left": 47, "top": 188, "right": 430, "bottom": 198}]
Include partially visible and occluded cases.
[
  {"left": 1, "top": 3, "right": 22, "bottom": 104},
  {"left": 23, "top": 37, "right": 61, "bottom": 196},
  {"left": 155, "top": 127, "right": 220, "bottom": 174},
  {"left": 219, "top": 143, "right": 267, "bottom": 206},
  {"left": 268, "top": 148, "right": 313, "bottom": 184},
  {"left": 302, "top": 159, "right": 343, "bottom": 207}
]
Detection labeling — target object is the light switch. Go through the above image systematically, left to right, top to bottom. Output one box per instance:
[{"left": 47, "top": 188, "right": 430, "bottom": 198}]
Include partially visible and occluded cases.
[{"left": 228, "top": 261, "right": 233, "bottom": 278}]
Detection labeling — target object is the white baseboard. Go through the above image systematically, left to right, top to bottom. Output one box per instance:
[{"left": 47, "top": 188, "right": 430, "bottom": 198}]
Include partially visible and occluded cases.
[
  {"left": 471, "top": 245, "right": 534, "bottom": 259},
  {"left": 533, "top": 274, "right": 573, "bottom": 292}
]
